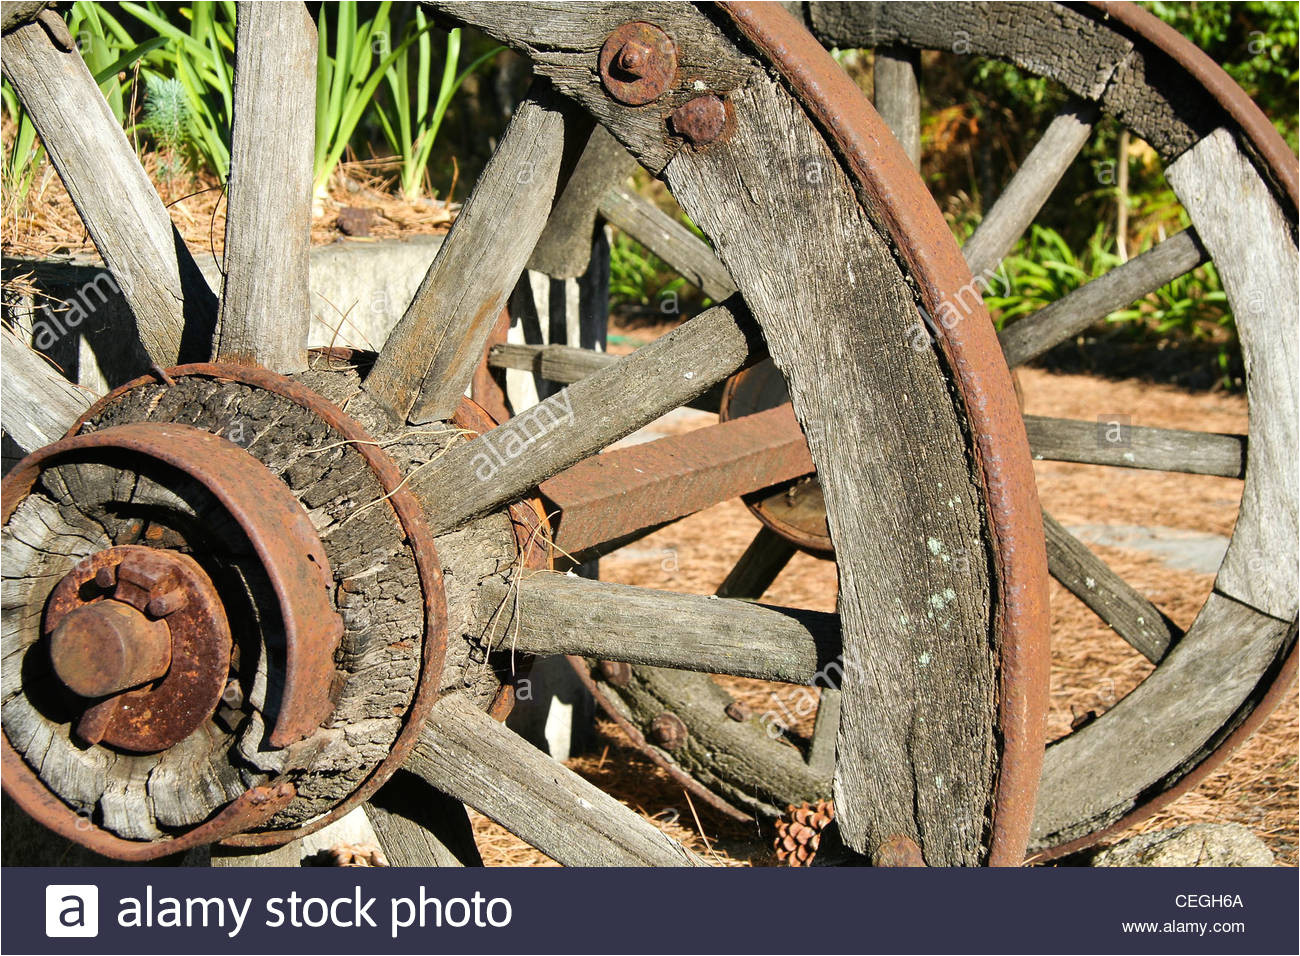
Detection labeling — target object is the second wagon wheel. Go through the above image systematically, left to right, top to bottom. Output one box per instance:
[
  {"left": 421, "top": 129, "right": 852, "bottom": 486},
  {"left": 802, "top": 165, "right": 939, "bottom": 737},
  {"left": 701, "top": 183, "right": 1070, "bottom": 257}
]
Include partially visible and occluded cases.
[
  {"left": 527, "top": 1, "right": 1297, "bottom": 860},
  {"left": 0, "top": 2, "right": 1047, "bottom": 865}
]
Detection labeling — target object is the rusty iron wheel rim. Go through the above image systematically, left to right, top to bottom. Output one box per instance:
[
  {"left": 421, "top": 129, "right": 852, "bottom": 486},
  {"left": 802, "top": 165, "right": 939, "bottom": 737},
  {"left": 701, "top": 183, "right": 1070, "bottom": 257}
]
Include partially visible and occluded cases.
[{"left": 581, "top": 0, "right": 1296, "bottom": 862}]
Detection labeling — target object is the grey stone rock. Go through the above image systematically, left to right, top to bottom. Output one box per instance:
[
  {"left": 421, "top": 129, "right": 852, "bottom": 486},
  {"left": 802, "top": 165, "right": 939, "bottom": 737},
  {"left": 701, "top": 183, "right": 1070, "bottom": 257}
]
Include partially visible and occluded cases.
[{"left": 1090, "top": 823, "right": 1275, "bottom": 867}]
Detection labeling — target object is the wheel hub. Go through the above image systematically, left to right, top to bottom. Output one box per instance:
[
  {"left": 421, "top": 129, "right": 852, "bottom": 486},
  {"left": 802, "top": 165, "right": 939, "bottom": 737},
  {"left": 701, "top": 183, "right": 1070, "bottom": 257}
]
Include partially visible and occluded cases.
[{"left": 46, "top": 545, "right": 231, "bottom": 752}]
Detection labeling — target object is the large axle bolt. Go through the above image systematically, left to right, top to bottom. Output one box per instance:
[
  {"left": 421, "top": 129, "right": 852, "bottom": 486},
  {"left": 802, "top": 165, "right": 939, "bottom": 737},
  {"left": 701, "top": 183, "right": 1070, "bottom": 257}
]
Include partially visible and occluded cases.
[
  {"left": 42, "top": 545, "right": 233, "bottom": 753},
  {"left": 49, "top": 601, "right": 171, "bottom": 698}
]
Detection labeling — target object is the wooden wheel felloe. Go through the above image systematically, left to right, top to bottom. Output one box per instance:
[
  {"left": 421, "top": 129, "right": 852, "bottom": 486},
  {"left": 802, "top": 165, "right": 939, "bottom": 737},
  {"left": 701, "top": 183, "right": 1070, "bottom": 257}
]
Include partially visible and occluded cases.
[
  {"left": 545, "top": 1, "right": 1296, "bottom": 860},
  {"left": 1, "top": 2, "right": 1050, "bottom": 866}
]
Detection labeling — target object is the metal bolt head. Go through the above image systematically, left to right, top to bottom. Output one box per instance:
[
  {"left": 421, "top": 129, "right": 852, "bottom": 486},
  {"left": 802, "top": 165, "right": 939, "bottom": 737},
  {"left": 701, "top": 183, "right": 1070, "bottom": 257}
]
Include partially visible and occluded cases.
[
  {"left": 599, "top": 22, "right": 677, "bottom": 106},
  {"left": 616, "top": 41, "right": 651, "bottom": 76},
  {"left": 670, "top": 94, "right": 729, "bottom": 147},
  {"left": 49, "top": 600, "right": 172, "bottom": 698},
  {"left": 599, "top": 659, "right": 633, "bottom": 687},
  {"left": 725, "top": 699, "right": 751, "bottom": 722},
  {"left": 649, "top": 711, "right": 688, "bottom": 750},
  {"left": 873, "top": 834, "right": 925, "bottom": 867}
]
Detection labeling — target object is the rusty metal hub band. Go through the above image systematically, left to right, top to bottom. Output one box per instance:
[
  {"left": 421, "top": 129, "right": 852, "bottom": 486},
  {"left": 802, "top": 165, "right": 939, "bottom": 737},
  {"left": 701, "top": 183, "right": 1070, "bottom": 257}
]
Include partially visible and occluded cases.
[{"left": 1, "top": 362, "right": 452, "bottom": 859}]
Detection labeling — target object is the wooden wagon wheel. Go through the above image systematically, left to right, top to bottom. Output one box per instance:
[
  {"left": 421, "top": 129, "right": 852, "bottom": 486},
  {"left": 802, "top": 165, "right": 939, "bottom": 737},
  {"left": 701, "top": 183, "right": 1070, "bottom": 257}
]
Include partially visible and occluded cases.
[
  {"left": 509, "top": 1, "right": 1297, "bottom": 859},
  {"left": 0, "top": 2, "right": 1048, "bottom": 866}
]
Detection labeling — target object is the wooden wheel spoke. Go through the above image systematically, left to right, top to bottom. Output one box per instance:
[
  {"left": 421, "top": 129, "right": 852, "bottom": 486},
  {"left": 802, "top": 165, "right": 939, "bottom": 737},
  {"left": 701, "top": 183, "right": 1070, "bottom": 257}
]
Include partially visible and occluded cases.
[
  {"left": 215, "top": 2, "right": 316, "bottom": 372},
  {"left": 2, "top": 18, "right": 217, "bottom": 365},
  {"left": 873, "top": 47, "right": 921, "bottom": 169},
  {"left": 365, "top": 81, "right": 587, "bottom": 423},
  {"left": 962, "top": 101, "right": 1099, "bottom": 279},
  {"left": 597, "top": 184, "right": 737, "bottom": 302},
  {"left": 999, "top": 229, "right": 1209, "bottom": 368},
  {"left": 414, "top": 302, "right": 760, "bottom": 533},
  {"left": 1, "top": 327, "right": 94, "bottom": 461},
  {"left": 486, "top": 341, "right": 725, "bottom": 412},
  {"left": 539, "top": 404, "right": 813, "bottom": 557},
  {"left": 1026, "top": 415, "right": 1246, "bottom": 477},
  {"left": 1043, "top": 510, "right": 1181, "bottom": 663},
  {"left": 716, "top": 526, "right": 798, "bottom": 601},
  {"left": 478, "top": 572, "right": 840, "bottom": 685},
  {"left": 406, "top": 694, "right": 699, "bottom": 866},
  {"left": 364, "top": 770, "right": 483, "bottom": 867}
]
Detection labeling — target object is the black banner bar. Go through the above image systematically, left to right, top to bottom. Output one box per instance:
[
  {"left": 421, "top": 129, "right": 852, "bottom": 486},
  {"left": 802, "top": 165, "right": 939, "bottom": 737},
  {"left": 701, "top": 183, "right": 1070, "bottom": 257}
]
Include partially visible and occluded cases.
[{"left": 5, "top": 865, "right": 1296, "bottom": 955}]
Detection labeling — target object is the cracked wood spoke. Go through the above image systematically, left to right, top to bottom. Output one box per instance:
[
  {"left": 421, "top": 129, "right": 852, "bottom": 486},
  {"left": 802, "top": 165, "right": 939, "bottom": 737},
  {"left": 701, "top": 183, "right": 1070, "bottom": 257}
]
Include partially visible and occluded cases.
[
  {"left": 215, "top": 2, "right": 315, "bottom": 372},
  {"left": 1, "top": 19, "right": 217, "bottom": 365},
  {"left": 873, "top": 47, "right": 921, "bottom": 169},
  {"left": 365, "top": 81, "right": 582, "bottom": 423},
  {"left": 962, "top": 102, "right": 1099, "bottom": 279},
  {"left": 529, "top": 124, "right": 636, "bottom": 278},
  {"left": 597, "top": 184, "right": 737, "bottom": 302},
  {"left": 1000, "top": 229, "right": 1209, "bottom": 368},
  {"left": 414, "top": 301, "right": 759, "bottom": 533},
  {"left": 1, "top": 327, "right": 94, "bottom": 461},
  {"left": 486, "top": 342, "right": 725, "bottom": 412},
  {"left": 538, "top": 404, "right": 813, "bottom": 556},
  {"left": 1026, "top": 415, "right": 1246, "bottom": 477},
  {"left": 1043, "top": 510, "right": 1179, "bottom": 664},
  {"left": 716, "top": 525, "right": 798, "bottom": 601},
  {"left": 480, "top": 573, "right": 840, "bottom": 685},
  {"left": 407, "top": 695, "right": 699, "bottom": 867},
  {"left": 364, "top": 771, "right": 483, "bottom": 868}
]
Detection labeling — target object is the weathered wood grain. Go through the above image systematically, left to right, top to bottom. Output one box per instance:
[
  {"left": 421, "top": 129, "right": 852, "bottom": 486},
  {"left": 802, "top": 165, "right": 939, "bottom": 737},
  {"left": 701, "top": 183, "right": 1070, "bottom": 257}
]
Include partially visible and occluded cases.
[
  {"left": 424, "top": 1, "right": 755, "bottom": 174},
  {"left": 216, "top": 2, "right": 315, "bottom": 372},
  {"left": 806, "top": 2, "right": 1133, "bottom": 103},
  {"left": 1, "top": 20, "right": 217, "bottom": 365},
  {"left": 873, "top": 47, "right": 921, "bottom": 169},
  {"left": 667, "top": 73, "right": 996, "bottom": 864},
  {"left": 365, "top": 82, "right": 578, "bottom": 423},
  {"left": 962, "top": 102, "right": 1098, "bottom": 280},
  {"left": 528, "top": 124, "right": 636, "bottom": 278},
  {"left": 1167, "top": 128, "right": 1299, "bottom": 622},
  {"left": 597, "top": 184, "right": 737, "bottom": 302},
  {"left": 999, "top": 229, "right": 1208, "bottom": 368},
  {"left": 413, "top": 301, "right": 760, "bottom": 533},
  {"left": 1, "top": 326, "right": 93, "bottom": 461},
  {"left": 1025, "top": 415, "right": 1246, "bottom": 478},
  {"left": 1042, "top": 510, "right": 1178, "bottom": 664},
  {"left": 716, "top": 526, "right": 797, "bottom": 601},
  {"left": 480, "top": 572, "right": 840, "bottom": 684},
  {"left": 1033, "top": 592, "right": 1294, "bottom": 848},
  {"left": 586, "top": 660, "right": 831, "bottom": 817},
  {"left": 808, "top": 687, "right": 841, "bottom": 778},
  {"left": 407, "top": 693, "right": 699, "bottom": 866},
  {"left": 365, "top": 771, "right": 483, "bottom": 867}
]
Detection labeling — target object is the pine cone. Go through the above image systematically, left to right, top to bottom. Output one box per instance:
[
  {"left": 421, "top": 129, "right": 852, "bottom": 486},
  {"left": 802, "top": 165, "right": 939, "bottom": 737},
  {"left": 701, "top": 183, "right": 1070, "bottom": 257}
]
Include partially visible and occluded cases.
[
  {"left": 773, "top": 799, "right": 834, "bottom": 866},
  {"left": 329, "top": 843, "right": 390, "bottom": 867}
]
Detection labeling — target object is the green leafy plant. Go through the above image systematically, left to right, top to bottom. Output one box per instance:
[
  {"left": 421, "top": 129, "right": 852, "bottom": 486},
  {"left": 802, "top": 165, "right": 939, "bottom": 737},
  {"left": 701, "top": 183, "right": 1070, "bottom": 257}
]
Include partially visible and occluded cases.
[
  {"left": 119, "top": 0, "right": 236, "bottom": 179},
  {"left": 374, "top": 13, "right": 501, "bottom": 200},
  {"left": 140, "top": 74, "right": 193, "bottom": 182},
  {"left": 984, "top": 224, "right": 1126, "bottom": 326}
]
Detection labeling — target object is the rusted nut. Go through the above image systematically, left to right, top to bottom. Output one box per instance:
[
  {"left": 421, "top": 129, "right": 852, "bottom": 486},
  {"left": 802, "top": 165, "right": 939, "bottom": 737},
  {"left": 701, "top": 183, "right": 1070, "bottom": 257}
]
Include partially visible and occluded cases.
[
  {"left": 599, "top": 22, "right": 676, "bottom": 105},
  {"left": 670, "top": 94, "right": 729, "bottom": 147},
  {"left": 93, "top": 565, "right": 116, "bottom": 590},
  {"left": 146, "top": 588, "right": 188, "bottom": 617},
  {"left": 49, "top": 600, "right": 172, "bottom": 698},
  {"left": 598, "top": 659, "right": 633, "bottom": 687},
  {"left": 725, "top": 699, "right": 751, "bottom": 722},
  {"left": 649, "top": 711, "right": 688, "bottom": 750},
  {"left": 873, "top": 834, "right": 925, "bottom": 867}
]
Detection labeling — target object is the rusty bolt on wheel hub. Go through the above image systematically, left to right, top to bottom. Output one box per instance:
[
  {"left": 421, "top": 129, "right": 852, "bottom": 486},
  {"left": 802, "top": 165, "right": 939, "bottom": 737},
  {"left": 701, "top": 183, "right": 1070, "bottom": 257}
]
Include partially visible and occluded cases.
[
  {"left": 599, "top": 22, "right": 677, "bottom": 105},
  {"left": 670, "top": 94, "right": 729, "bottom": 147},
  {"left": 43, "top": 545, "right": 232, "bottom": 752}
]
